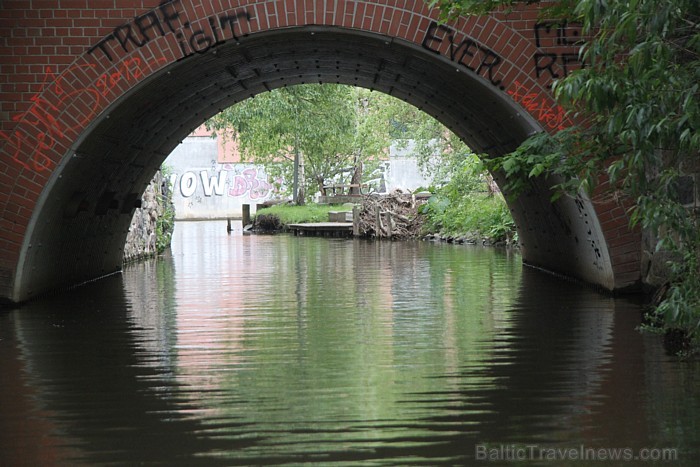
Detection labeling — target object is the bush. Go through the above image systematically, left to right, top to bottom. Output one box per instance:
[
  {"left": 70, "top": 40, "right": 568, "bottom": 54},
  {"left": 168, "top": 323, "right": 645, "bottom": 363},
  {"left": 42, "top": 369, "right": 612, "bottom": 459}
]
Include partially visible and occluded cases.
[
  {"left": 420, "top": 156, "right": 516, "bottom": 242},
  {"left": 156, "top": 167, "right": 175, "bottom": 254},
  {"left": 254, "top": 203, "right": 352, "bottom": 225},
  {"left": 254, "top": 213, "right": 283, "bottom": 232}
]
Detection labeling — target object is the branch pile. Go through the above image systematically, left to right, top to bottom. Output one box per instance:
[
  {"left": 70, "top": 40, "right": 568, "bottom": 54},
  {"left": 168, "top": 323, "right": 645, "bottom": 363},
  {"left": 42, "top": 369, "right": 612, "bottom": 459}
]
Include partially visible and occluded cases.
[{"left": 356, "top": 190, "right": 426, "bottom": 239}]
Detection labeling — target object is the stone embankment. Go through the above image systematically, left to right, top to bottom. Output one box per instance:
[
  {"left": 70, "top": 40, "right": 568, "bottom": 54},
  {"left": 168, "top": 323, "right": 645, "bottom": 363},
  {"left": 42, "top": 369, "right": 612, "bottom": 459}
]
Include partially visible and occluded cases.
[{"left": 123, "top": 171, "right": 173, "bottom": 263}]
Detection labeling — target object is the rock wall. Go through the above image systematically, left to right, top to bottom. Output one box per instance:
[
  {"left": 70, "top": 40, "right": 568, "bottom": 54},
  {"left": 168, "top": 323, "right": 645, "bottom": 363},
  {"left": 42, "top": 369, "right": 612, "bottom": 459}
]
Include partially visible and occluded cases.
[{"left": 123, "top": 171, "right": 167, "bottom": 263}]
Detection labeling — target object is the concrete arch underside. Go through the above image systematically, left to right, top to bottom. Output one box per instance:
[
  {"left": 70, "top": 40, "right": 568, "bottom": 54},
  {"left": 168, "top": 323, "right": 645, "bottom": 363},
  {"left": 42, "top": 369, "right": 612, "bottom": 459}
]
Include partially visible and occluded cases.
[{"left": 2, "top": 26, "right": 621, "bottom": 304}]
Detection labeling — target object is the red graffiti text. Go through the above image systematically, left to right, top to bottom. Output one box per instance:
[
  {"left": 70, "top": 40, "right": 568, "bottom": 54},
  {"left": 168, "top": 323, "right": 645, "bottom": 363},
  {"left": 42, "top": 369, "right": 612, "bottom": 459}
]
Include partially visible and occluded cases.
[
  {"left": 2, "top": 57, "right": 165, "bottom": 173},
  {"left": 507, "top": 81, "right": 572, "bottom": 131}
]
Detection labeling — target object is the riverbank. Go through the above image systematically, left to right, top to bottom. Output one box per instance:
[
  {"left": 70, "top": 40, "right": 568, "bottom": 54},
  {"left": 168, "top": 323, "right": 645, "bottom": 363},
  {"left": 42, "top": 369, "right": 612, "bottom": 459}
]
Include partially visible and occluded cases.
[
  {"left": 250, "top": 194, "right": 517, "bottom": 246},
  {"left": 253, "top": 203, "right": 353, "bottom": 229}
]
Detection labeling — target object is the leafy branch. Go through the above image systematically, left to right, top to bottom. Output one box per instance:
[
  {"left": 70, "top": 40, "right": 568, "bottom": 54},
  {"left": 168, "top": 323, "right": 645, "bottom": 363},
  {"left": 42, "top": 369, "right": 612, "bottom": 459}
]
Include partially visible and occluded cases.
[{"left": 435, "top": 0, "right": 700, "bottom": 348}]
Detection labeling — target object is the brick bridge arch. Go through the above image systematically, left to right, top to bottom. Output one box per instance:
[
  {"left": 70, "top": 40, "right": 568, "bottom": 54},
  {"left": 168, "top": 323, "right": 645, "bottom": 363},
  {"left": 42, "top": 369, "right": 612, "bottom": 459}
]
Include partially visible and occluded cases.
[{"left": 0, "top": 1, "right": 640, "bottom": 304}]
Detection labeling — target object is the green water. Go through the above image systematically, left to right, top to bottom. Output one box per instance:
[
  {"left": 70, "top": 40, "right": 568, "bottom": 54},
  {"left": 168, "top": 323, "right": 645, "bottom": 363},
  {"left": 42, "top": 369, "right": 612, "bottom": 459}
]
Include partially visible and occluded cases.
[{"left": 1, "top": 221, "right": 698, "bottom": 465}]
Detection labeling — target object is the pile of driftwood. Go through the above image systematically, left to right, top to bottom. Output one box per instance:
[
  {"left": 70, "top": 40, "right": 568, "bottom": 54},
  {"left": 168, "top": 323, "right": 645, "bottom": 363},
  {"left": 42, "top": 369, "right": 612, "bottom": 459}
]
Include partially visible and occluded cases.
[{"left": 355, "top": 190, "right": 426, "bottom": 239}]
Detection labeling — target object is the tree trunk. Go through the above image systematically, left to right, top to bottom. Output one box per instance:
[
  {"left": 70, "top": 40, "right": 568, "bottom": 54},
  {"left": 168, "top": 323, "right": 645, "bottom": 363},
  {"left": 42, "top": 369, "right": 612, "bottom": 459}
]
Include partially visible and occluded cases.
[
  {"left": 293, "top": 147, "right": 300, "bottom": 204},
  {"left": 296, "top": 152, "right": 305, "bottom": 205},
  {"left": 349, "top": 156, "right": 363, "bottom": 195},
  {"left": 318, "top": 176, "right": 326, "bottom": 196}
]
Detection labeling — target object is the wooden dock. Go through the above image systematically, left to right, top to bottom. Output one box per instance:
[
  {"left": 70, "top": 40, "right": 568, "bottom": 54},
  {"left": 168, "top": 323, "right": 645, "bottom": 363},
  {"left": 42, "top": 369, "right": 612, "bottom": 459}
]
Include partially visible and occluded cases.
[{"left": 287, "top": 222, "right": 354, "bottom": 237}]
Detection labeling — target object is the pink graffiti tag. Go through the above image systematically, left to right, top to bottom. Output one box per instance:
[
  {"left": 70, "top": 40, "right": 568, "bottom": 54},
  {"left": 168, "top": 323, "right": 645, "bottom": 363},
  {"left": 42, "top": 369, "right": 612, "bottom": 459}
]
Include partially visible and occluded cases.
[
  {"left": 2, "top": 57, "right": 166, "bottom": 173},
  {"left": 507, "top": 80, "right": 573, "bottom": 131},
  {"left": 229, "top": 168, "right": 274, "bottom": 200}
]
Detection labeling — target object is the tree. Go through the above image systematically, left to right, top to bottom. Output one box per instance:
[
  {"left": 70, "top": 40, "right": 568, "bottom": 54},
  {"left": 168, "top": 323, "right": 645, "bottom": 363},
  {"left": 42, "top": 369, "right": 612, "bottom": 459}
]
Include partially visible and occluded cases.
[
  {"left": 430, "top": 0, "right": 700, "bottom": 345},
  {"left": 207, "top": 83, "right": 491, "bottom": 204},
  {"left": 207, "top": 84, "right": 388, "bottom": 204},
  {"left": 369, "top": 94, "right": 475, "bottom": 185}
]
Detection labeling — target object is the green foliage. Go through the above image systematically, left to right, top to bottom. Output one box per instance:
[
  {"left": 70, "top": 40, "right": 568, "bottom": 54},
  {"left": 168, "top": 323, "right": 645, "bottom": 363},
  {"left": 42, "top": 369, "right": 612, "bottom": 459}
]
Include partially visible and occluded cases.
[
  {"left": 428, "top": 0, "right": 580, "bottom": 20},
  {"left": 434, "top": 0, "right": 700, "bottom": 343},
  {"left": 207, "top": 84, "right": 482, "bottom": 202},
  {"left": 207, "top": 85, "right": 389, "bottom": 203},
  {"left": 365, "top": 90, "right": 515, "bottom": 241},
  {"left": 366, "top": 93, "right": 474, "bottom": 183},
  {"left": 421, "top": 156, "right": 516, "bottom": 241},
  {"left": 156, "top": 165, "right": 176, "bottom": 254},
  {"left": 423, "top": 193, "right": 515, "bottom": 241},
  {"left": 255, "top": 203, "right": 352, "bottom": 226}
]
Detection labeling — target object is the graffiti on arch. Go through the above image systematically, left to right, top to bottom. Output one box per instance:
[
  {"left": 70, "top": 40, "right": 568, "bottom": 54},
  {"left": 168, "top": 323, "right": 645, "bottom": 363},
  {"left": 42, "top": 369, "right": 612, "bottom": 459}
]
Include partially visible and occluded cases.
[
  {"left": 2, "top": 0, "right": 254, "bottom": 174},
  {"left": 87, "top": 0, "right": 254, "bottom": 62},
  {"left": 2, "top": 1, "right": 589, "bottom": 175},
  {"left": 421, "top": 18, "right": 584, "bottom": 131},
  {"left": 533, "top": 19, "right": 586, "bottom": 81},
  {"left": 1, "top": 57, "right": 167, "bottom": 173}
]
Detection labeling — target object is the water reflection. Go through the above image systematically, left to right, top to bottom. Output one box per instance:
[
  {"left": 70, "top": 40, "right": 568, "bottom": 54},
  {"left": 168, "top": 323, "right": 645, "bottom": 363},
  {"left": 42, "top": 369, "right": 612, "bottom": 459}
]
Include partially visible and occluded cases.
[{"left": 1, "top": 221, "right": 698, "bottom": 465}]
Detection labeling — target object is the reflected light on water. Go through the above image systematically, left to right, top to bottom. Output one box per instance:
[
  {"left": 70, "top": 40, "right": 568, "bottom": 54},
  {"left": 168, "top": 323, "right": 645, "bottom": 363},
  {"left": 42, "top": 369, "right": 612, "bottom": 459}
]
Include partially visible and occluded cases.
[{"left": 1, "top": 220, "right": 698, "bottom": 465}]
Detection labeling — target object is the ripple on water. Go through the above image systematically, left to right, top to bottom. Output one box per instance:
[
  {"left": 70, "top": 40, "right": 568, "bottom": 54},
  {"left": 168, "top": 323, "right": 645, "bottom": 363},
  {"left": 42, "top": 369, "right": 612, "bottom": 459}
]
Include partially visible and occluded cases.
[{"left": 0, "top": 221, "right": 697, "bottom": 465}]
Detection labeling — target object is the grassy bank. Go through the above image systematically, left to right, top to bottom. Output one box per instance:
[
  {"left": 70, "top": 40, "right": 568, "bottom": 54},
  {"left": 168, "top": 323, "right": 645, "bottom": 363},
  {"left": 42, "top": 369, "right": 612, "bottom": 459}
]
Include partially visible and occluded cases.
[
  {"left": 253, "top": 155, "right": 517, "bottom": 245},
  {"left": 418, "top": 157, "right": 516, "bottom": 244},
  {"left": 254, "top": 192, "right": 516, "bottom": 246},
  {"left": 420, "top": 192, "right": 516, "bottom": 244},
  {"left": 255, "top": 203, "right": 352, "bottom": 226}
]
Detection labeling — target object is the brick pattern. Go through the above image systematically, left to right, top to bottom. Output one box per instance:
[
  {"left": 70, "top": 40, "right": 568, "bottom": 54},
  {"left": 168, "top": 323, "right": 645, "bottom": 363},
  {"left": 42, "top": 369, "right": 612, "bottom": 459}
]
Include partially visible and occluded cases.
[
  {"left": 0, "top": 0, "right": 640, "bottom": 295},
  {"left": 591, "top": 185, "right": 642, "bottom": 289}
]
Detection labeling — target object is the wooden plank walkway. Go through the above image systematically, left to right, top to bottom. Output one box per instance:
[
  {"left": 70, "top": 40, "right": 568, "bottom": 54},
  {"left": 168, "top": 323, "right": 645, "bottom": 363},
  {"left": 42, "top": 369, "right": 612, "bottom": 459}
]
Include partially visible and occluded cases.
[{"left": 287, "top": 222, "right": 354, "bottom": 237}]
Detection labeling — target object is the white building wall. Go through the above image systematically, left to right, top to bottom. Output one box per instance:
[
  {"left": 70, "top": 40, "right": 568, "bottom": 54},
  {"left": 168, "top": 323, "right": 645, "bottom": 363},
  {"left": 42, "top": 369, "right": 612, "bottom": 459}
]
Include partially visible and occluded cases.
[
  {"left": 164, "top": 136, "right": 432, "bottom": 219},
  {"left": 164, "top": 137, "right": 277, "bottom": 220},
  {"left": 384, "top": 142, "right": 433, "bottom": 192}
]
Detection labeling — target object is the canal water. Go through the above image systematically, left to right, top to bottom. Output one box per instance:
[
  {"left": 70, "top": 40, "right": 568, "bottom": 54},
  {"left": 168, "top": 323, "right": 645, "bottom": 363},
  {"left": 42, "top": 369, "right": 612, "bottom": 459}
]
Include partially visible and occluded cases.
[{"left": 1, "top": 220, "right": 698, "bottom": 465}]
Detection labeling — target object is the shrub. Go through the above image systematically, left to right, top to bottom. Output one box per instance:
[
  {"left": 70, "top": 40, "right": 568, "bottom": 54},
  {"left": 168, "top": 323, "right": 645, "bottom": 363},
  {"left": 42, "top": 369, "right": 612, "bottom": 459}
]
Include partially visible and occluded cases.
[{"left": 254, "top": 213, "right": 283, "bottom": 232}]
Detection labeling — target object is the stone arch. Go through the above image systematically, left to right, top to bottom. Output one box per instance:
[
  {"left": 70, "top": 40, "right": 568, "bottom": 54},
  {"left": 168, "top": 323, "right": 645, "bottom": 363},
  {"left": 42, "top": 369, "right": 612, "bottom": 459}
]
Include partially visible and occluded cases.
[{"left": 0, "top": 1, "right": 639, "bottom": 304}]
